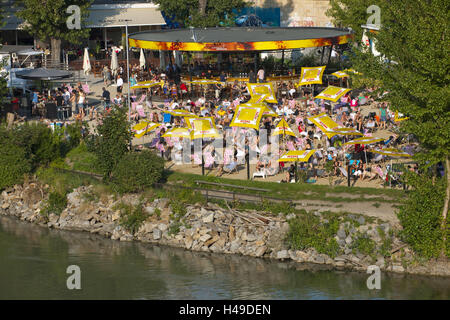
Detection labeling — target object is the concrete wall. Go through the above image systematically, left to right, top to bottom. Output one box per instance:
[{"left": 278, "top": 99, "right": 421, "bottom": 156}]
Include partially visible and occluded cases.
[{"left": 252, "top": 0, "right": 333, "bottom": 27}]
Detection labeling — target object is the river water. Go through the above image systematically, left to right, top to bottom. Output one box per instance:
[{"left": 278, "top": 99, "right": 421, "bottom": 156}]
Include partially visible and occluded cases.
[{"left": 0, "top": 216, "right": 448, "bottom": 300}]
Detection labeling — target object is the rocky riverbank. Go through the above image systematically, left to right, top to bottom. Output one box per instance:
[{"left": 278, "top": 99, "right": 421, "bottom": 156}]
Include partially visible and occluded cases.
[{"left": 1, "top": 182, "right": 449, "bottom": 277}]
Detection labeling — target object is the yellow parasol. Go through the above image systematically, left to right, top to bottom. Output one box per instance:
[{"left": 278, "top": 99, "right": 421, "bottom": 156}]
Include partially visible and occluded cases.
[
  {"left": 295, "top": 66, "right": 326, "bottom": 87},
  {"left": 331, "top": 71, "right": 349, "bottom": 78},
  {"left": 183, "top": 79, "right": 224, "bottom": 85},
  {"left": 130, "top": 80, "right": 164, "bottom": 89},
  {"left": 247, "top": 83, "right": 278, "bottom": 104},
  {"left": 314, "top": 86, "right": 351, "bottom": 102},
  {"left": 230, "top": 104, "right": 265, "bottom": 130},
  {"left": 167, "top": 109, "right": 197, "bottom": 117},
  {"left": 394, "top": 111, "right": 409, "bottom": 122},
  {"left": 308, "top": 112, "right": 362, "bottom": 138},
  {"left": 185, "top": 117, "right": 221, "bottom": 139},
  {"left": 272, "top": 118, "right": 296, "bottom": 137},
  {"left": 132, "top": 121, "right": 161, "bottom": 138},
  {"left": 162, "top": 127, "right": 193, "bottom": 139},
  {"left": 325, "top": 127, "right": 363, "bottom": 136},
  {"left": 344, "top": 136, "right": 385, "bottom": 145},
  {"left": 369, "top": 148, "right": 412, "bottom": 157},
  {"left": 278, "top": 149, "right": 316, "bottom": 162}
]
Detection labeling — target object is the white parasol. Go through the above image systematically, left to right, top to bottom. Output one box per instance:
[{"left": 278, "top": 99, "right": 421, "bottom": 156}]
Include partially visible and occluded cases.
[
  {"left": 83, "top": 48, "right": 91, "bottom": 75},
  {"left": 139, "top": 48, "right": 146, "bottom": 69}
]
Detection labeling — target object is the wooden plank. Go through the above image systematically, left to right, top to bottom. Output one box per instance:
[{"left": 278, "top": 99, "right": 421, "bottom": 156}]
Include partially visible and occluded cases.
[{"left": 194, "top": 180, "right": 270, "bottom": 192}]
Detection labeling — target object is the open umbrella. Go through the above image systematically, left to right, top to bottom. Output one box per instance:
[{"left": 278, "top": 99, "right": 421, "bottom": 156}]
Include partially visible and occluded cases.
[
  {"left": 83, "top": 48, "right": 91, "bottom": 75},
  {"left": 139, "top": 48, "right": 146, "bottom": 69},
  {"left": 130, "top": 81, "right": 164, "bottom": 90},
  {"left": 315, "top": 86, "right": 351, "bottom": 102},
  {"left": 167, "top": 109, "right": 197, "bottom": 117},
  {"left": 272, "top": 118, "right": 296, "bottom": 137},
  {"left": 132, "top": 121, "right": 161, "bottom": 138},
  {"left": 162, "top": 127, "right": 193, "bottom": 139},
  {"left": 344, "top": 136, "right": 385, "bottom": 145},
  {"left": 369, "top": 148, "right": 412, "bottom": 158},
  {"left": 278, "top": 149, "right": 316, "bottom": 182},
  {"left": 278, "top": 149, "right": 316, "bottom": 162}
]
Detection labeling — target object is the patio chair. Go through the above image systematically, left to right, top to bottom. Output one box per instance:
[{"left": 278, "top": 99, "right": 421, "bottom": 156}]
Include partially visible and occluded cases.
[
  {"left": 82, "top": 84, "right": 90, "bottom": 94},
  {"left": 136, "top": 105, "right": 147, "bottom": 118},
  {"left": 253, "top": 169, "right": 266, "bottom": 179}
]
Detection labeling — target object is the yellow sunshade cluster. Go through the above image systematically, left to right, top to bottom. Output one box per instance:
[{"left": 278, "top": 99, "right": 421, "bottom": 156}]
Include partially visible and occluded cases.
[
  {"left": 296, "top": 66, "right": 326, "bottom": 87},
  {"left": 331, "top": 71, "right": 349, "bottom": 78},
  {"left": 183, "top": 79, "right": 224, "bottom": 85},
  {"left": 130, "top": 80, "right": 164, "bottom": 89},
  {"left": 247, "top": 83, "right": 278, "bottom": 104},
  {"left": 315, "top": 86, "right": 351, "bottom": 102},
  {"left": 230, "top": 104, "right": 265, "bottom": 130},
  {"left": 167, "top": 109, "right": 197, "bottom": 117},
  {"left": 394, "top": 111, "right": 409, "bottom": 122},
  {"left": 308, "top": 112, "right": 362, "bottom": 138},
  {"left": 185, "top": 116, "right": 221, "bottom": 139},
  {"left": 272, "top": 118, "right": 296, "bottom": 137},
  {"left": 132, "top": 121, "right": 161, "bottom": 138},
  {"left": 162, "top": 127, "right": 193, "bottom": 139},
  {"left": 344, "top": 136, "right": 384, "bottom": 145},
  {"left": 370, "top": 148, "right": 412, "bottom": 157},
  {"left": 278, "top": 149, "right": 316, "bottom": 162}
]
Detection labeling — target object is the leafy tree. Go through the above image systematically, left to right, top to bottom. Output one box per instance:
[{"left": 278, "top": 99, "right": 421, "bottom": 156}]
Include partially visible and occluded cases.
[
  {"left": 16, "top": 0, "right": 92, "bottom": 63},
  {"left": 154, "top": 0, "right": 248, "bottom": 27},
  {"left": 327, "top": 0, "right": 450, "bottom": 256},
  {"left": 86, "top": 105, "right": 132, "bottom": 180},
  {"left": 112, "top": 150, "right": 165, "bottom": 194}
]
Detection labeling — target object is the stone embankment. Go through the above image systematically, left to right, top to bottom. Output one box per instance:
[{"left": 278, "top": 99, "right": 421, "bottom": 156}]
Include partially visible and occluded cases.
[{"left": 1, "top": 183, "right": 449, "bottom": 277}]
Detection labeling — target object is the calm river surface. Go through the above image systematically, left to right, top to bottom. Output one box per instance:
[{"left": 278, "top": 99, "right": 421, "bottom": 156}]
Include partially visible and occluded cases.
[{"left": 0, "top": 216, "right": 448, "bottom": 300}]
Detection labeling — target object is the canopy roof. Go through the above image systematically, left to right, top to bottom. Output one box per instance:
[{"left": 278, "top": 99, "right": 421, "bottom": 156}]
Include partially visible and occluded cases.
[
  {"left": 129, "top": 27, "right": 353, "bottom": 52},
  {"left": 15, "top": 68, "right": 72, "bottom": 80}
]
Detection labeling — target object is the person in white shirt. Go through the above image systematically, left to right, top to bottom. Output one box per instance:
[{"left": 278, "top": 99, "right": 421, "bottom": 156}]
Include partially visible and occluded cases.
[
  {"left": 257, "top": 68, "right": 265, "bottom": 83},
  {"left": 116, "top": 75, "right": 123, "bottom": 94}
]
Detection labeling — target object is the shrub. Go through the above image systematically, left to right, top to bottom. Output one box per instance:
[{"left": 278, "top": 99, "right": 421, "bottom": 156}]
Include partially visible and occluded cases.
[
  {"left": 87, "top": 105, "right": 132, "bottom": 179},
  {"left": 0, "top": 142, "right": 31, "bottom": 190},
  {"left": 111, "top": 150, "right": 164, "bottom": 193},
  {"left": 397, "top": 171, "right": 447, "bottom": 258},
  {"left": 41, "top": 191, "right": 67, "bottom": 216},
  {"left": 117, "top": 203, "right": 148, "bottom": 234},
  {"left": 286, "top": 214, "right": 340, "bottom": 258},
  {"left": 352, "top": 236, "right": 377, "bottom": 258}
]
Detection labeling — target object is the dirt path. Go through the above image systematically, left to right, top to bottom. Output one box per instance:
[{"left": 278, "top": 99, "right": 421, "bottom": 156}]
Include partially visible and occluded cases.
[{"left": 195, "top": 188, "right": 400, "bottom": 226}]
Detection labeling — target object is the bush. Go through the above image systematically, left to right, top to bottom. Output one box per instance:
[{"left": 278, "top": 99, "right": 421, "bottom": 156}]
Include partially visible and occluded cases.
[
  {"left": 87, "top": 105, "right": 132, "bottom": 179},
  {"left": 0, "top": 142, "right": 31, "bottom": 190},
  {"left": 111, "top": 150, "right": 164, "bottom": 193},
  {"left": 397, "top": 171, "right": 447, "bottom": 258},
  {"left": 41, "top": 191, "right": 67, "bottom": 216},
  {"left": 117, "top": 203, "right": 148, "bottom": 234},
  {"left": 286, "top": 214, "right": 340, "bottom": 258}
]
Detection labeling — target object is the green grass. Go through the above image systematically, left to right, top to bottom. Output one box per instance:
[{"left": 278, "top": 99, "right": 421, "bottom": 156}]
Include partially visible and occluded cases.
[
  {"left": 65, "top": 143, "right": 102, "bottom": 174},
  {"left": 163, "top": 170, "right": 405, "bottom": 204}
]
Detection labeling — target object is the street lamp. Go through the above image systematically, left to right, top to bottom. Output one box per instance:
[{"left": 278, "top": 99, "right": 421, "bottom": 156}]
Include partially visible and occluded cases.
[{"left": 119, "top": 19, "right": 132, "bottom": 121}]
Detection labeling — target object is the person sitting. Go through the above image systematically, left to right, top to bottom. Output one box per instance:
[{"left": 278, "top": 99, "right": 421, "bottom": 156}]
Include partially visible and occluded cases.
[{"left": 216, "top": 157, "right": 238, "bottom": 176}]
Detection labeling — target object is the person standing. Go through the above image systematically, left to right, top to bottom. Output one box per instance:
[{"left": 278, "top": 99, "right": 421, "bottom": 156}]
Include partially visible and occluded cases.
[
  {"left": 257, "top": 67, "right": 265, "bottom": 83},
  {"left": 249, "top": 69, "right": 256, "bottom": 83},
  {"left": 116, "top": 75, "right": 123, "bottom": 94},
  {"left": 102, "top": 87, "right": 111, "bottom": 112}
]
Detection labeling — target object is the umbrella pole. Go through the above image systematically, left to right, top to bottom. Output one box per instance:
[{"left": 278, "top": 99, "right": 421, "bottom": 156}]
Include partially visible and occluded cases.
[
  {"left": 246, "top": 151, "right": 250, "bottom": 180},
  {"left": 202, "top": 154, "right": 205, "bottom": 176},
  {"left": 347, "top": 160, "right": 351, "bottom": 187},
  {"left": 295, "top": 161, "right": 297, "bottom": 183}
]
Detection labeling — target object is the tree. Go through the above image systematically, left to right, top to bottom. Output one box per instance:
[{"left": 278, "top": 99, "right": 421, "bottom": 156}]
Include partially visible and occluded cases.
[
  {"left": 16, "top": 0, "right": 92, "bottom": 63},
  {"left": 153, "top": 0, "right": 249, "bottom": 27},
  {"left": 327, "top": 0, "right": 450, "bottom": 256},
  {"left": 86, "top": 105, "right": 133, "bottom": 180}
]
